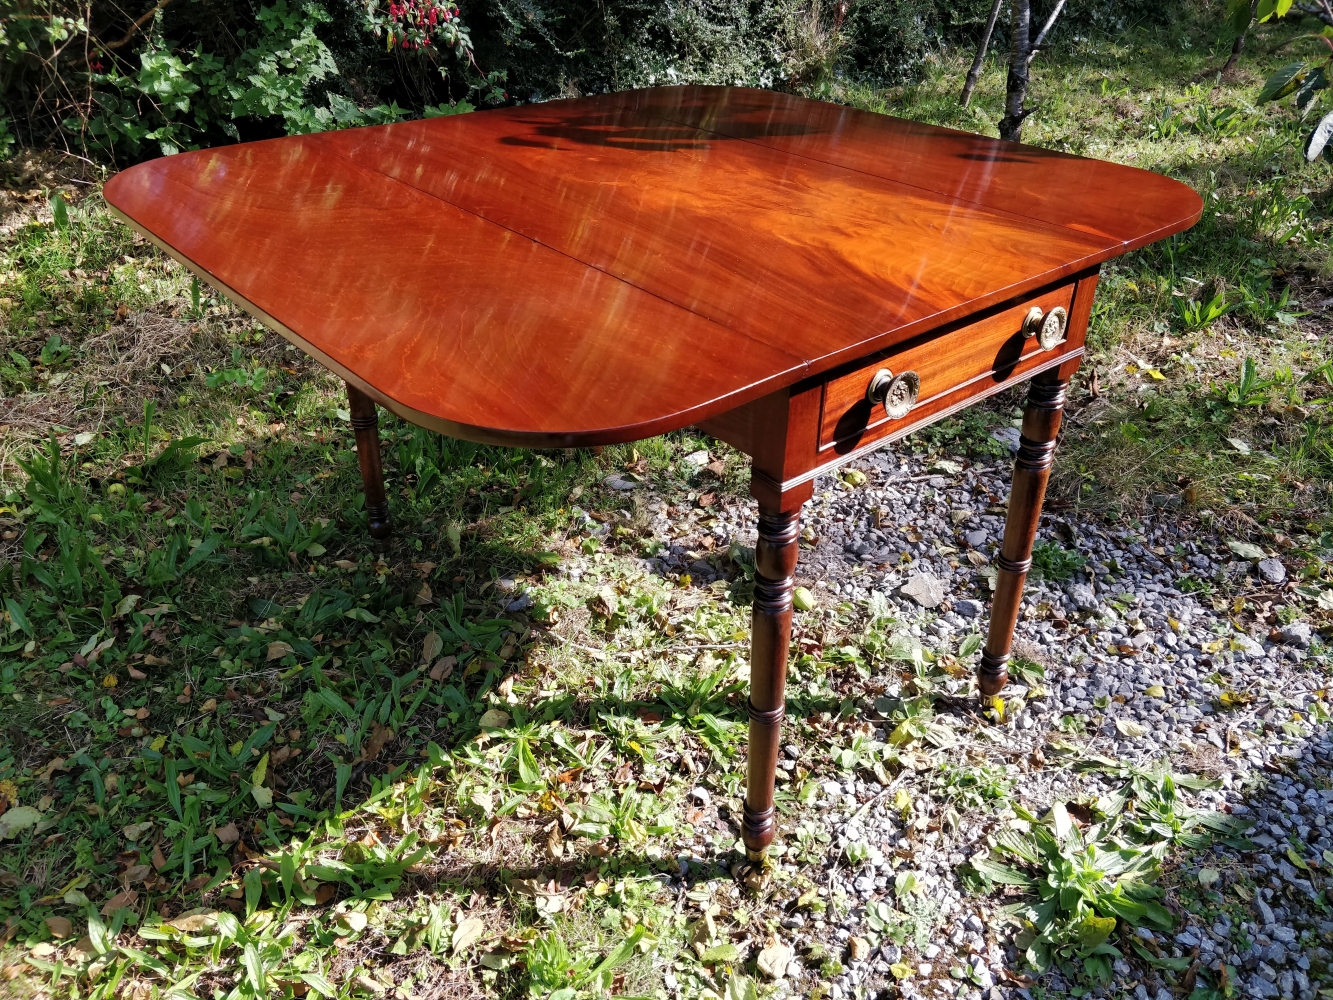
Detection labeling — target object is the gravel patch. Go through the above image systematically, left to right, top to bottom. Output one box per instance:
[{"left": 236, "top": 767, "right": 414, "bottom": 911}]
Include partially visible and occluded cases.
[{"left": 600, "top": 443, "right": 1333, "bottom": 999}]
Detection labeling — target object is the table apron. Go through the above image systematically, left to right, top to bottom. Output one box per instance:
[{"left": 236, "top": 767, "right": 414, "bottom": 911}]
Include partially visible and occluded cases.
[{"left": 747, "top": 344, "right": 1083, "bottom": 501}]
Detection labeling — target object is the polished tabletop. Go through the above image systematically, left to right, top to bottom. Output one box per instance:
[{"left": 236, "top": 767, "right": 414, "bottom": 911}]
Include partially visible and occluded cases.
[{"left": 104, "top": 86, "right": 1202, "bottom": 448}]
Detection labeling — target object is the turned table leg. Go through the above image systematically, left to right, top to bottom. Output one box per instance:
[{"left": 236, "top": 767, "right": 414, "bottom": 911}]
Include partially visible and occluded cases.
[
  {"left": 978, "top": 371, "right": 1069, "bottom": 696},
  {"left": 346, "top": 383, "right": 392, "bottom": 540},
  {"left": 743, "top": 503, "right": 802, "bottom": 859}
]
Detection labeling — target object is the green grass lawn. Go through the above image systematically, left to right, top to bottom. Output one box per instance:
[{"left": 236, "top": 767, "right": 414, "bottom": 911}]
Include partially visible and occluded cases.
[{"left": 3, "top": 8, "right": 1333, "bottom": 1000}]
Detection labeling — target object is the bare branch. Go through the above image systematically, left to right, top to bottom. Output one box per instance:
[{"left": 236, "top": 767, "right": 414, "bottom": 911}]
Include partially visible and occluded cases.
[
  {"left": 100, "top": 0, "right": 176, "bottom": 51},
  {"left": 961, "top": 0, "right": 1005, "bottom": 108},
  {"left": 1025, "top": 0, "right": 1067, "bottom": 69},
  {"left": 1031, "top": 0, "right": 1067, "bottom": 50},
  {"left": 1294, "top": 1, "right": 1333, "bottom": 27}
]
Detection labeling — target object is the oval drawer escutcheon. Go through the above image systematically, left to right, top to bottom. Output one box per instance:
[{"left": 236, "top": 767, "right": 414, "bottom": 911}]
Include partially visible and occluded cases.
[{"left": 1039, "top": 306, "right": 1068, "bottom": 351}]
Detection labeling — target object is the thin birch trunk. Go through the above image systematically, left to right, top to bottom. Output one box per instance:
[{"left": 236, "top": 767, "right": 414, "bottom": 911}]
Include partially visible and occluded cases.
[{"left": 961, "top": 0, "right": 1005, "bottom": 108}]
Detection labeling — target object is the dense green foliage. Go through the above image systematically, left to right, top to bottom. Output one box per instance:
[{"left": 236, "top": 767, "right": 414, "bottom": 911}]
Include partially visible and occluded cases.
[{"left": 1, "top": 0, "right": 1174, "bottom": 160}]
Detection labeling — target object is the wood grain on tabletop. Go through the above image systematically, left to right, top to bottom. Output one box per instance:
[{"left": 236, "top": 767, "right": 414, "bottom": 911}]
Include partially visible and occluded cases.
[{"left": 103, "top": 86, "right": 1202, "bottom": 447}]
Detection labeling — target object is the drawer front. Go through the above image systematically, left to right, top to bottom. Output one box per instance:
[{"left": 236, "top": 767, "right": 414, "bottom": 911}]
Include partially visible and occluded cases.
[{"left": 819, "top": 283, "right": 1079, "bottom": 455}]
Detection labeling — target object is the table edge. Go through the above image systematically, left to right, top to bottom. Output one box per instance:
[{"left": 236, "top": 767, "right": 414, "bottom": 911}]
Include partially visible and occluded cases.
[{"left": 107, "top": 205, "right": 812, "bottom": 449}]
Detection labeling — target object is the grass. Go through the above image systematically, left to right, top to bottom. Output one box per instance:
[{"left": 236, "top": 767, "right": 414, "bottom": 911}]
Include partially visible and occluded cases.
[
  {"left": 3, "top": 6, "right": 1333, "bottom": 999},
  {"left": 843, "top": 18, "right": 1333, "bottom": 546}
]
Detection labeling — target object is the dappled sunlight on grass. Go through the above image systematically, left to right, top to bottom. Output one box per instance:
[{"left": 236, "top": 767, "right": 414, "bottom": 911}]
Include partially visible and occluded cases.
[{"left": 8, "top": 7, "right": 1333, "bottom": 999}]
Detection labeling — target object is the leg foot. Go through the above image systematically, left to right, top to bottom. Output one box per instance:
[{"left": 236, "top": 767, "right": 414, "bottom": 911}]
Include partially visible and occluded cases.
[
  {"left": 979, "top": 373, "right": 1068, "bottom": 698},
  {"left": 347, "top": 383, "right": 391, "bottom": 540},
  {"left": 742, "top": 505, "right": 801, "bottom": 857}
]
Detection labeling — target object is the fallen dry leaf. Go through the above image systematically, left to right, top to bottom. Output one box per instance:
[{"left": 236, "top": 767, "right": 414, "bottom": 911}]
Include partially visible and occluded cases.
[
  {"left": 592, "top": 586, "right": 617, "bottom": 619},
  {"left": 422, "top": 631, "right": 443, "bottom": 663},
  {"left": 266, "top": 641, "right": 294, "bottom": 661},
  {"left": 142, "top": 654, "right": 170, "bottom": 667},
  {"left": 430, "top": 656, "right": 457, "bottom": 681},
  {"left": 361, "top": 723, "right": 394, "bottom": 763},
  {"left": 40, "top": 758, "right": 68, "bottom": 783},
  {"left": 212, "top": 822, "right": 240, "bottom": 845},
  {"left": 120, "top": 864, "right": 152, "bottom": 885},
  {"left": 100, "top": 889, "right": 138, "bottom": 915},
  {"left": 167, "top": 910, "right": 219, "bottom": 932},
  {"left": 44, "top": 916, "right": 71, "bottom": 938},
  {"left": 452, "top": 916, "right": 485, "bottom": 955},
  {"left": 757, "top": 939, "right": 793, "bottom": 979}
]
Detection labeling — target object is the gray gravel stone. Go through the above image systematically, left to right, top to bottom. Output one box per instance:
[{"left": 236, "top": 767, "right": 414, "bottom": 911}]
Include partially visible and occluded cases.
[
  {"left": 991, "top": 427, "right": 1021, "bottom": 452},
  {"left": 1258, "top": 558, "right": 1287, "bottom": 584},
  {"left": 900, "top": 573, "right": 947, "bottom": 608},
  {"left": 1070, "top": 582, "right": 1098, "bottom": 611},
  {"left": 955, "top": 599, "right": 984, "bottom": 619},
  {"left": 1280, "top": 622, "right": 1313, "bottom": 649},
  {"left": 1233, "top": 634, "right": 1266, "bottom": 660},
  {"left": 1249, "top": 972, "right": 1280, "bottom": 998}
]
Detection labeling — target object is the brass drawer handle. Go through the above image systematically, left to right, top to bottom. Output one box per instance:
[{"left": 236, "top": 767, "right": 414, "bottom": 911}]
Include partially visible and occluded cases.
[
  {"left": 1023, "top": 305, "right": 1069, "bottom": 352},
  {"left": 866, "top": 368, "right": 920, "bottom": 419}
]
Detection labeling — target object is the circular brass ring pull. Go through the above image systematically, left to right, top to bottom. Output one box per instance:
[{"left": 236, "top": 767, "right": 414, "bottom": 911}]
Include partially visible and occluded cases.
[
  {"left": 1038, "top": 305, "right": 1068, "bottom": 351},
  {"left": 866, "top": 368, "right": 920, "bottom": 419}
]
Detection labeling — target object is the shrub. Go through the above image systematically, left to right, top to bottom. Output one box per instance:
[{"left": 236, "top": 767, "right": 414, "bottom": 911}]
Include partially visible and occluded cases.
[{"left": 0, "top": 0, "right": 1185, "bottom": 161}]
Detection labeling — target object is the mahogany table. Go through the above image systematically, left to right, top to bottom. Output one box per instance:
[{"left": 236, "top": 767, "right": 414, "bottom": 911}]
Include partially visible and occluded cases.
[{"left": 104, "top": 86, "right": 1201, "bottom": 858}]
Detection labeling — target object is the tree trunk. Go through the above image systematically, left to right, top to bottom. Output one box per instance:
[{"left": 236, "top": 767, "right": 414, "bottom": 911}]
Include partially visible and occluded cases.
[
  {"left": 961, "top": 0, "right": 1005, "bottom": 108},
  {"left": 998, "top": 0, "right": 1031, "bottom": 142},
  {"left": 1221, "top": 0, "right": 1258, "bottom": 76},
  {"left": 1220, "top": 32, "right": 1245, "bottom": 76}
]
